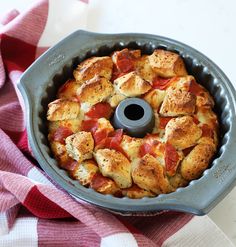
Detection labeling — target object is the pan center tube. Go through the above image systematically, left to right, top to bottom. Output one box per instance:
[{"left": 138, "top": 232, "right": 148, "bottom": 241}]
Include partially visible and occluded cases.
[{"left": 112, "top": 98, "right": 155, "bottom": 138}]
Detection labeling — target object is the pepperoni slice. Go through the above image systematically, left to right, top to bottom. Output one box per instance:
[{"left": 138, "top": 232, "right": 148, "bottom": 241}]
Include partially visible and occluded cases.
[
  {"left": 115, "top": 50, "right": 135, "bottom": 73},
  {"left": 152, "top": 77, "right": 171, "bottom": 90},
  {"left": 189, "top": 80, "right": 202, "bottom": 95},
  {"left": 86, "top": 102, "right": 113, "bottom": 119},
  {"left": 159, "top": 117, "right": 173, "bottom": 129},
  {"left": 81, "top": 119, "right": 98, "bottom": 133},
  {"left": 201, "top": 124, "right": 214, "bottom": 138},
  {"left": 52, "top": 127, "right": 73, "bottom": 144},
  {"left": 93, "top": 129, "right": 110, "bottom": 145},
  {"left": 96, "top": 129, "right": 127, "bottom": 157},
  {"left": 139, "top": 136, "right": 160, "bottom": 158},
  {"left": 164, "top": 142, "right": 179, "bottom": 176},
  {"left": 139, "top": 143, "right": 156, "bottom": 157},
  {"left": 61, "top": 159, "right": 78, "bottom": 171},
  {"left": 90, "top": 173, "right": 109, "bottom": 191}
]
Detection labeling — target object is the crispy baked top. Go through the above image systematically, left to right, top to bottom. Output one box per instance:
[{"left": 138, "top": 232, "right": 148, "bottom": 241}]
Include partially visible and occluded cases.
[{"left": 47, "top": 48, "right": 218, "bottom": 199}]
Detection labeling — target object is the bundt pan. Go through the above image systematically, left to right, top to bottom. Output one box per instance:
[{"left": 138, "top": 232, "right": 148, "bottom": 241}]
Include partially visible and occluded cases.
[{"left": 18, "top": 30, "right": 236, "bottom": 215}]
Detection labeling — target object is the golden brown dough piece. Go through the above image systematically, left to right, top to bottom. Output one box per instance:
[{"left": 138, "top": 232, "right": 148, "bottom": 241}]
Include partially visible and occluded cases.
[
  {"left": 148, "top": 49, "right": 188, "bottom": 77},
  {"left": 134, "top": 55, "right": 156, "bottom": 83},
  {"left": 73, "top": 56, "right": 113, "bottom": 82},
  {"left": 114, "top": 71, "right": 151, "bottom": 97},
  {"left": 77, "top": 76, "right": 113, "bottom": 105},
  {"left": 57, "top": 79, "right": 81, "bottom": 99},
  {"left": 143, "top": 89, "right": 166, "bottom": 109},
  {"left": 159, "top": 89, "right": 196, "bottom": 117},
  {"left": 47, "top": 99, "right": 80, "bottom": 121},
  {"left": 165, "top": 116, "right": 202, "bottom": 150},
  {"left": 65, "top": 131, "right": 94, "bottom": 162},
  {"left": 121, "top": 135, "right": 143, "bottom": 160},
  {"left": 181, "top": 143, "right": 215, "bottom": 180},
  {"left": 94, "top": 149, "right": 132, "bottom": 188},
  {"left": 132, "top": 154, "right": 172, "bottom": 194},
  {"left": 70, "top": 159, "right": 99, "bottom": 186}
]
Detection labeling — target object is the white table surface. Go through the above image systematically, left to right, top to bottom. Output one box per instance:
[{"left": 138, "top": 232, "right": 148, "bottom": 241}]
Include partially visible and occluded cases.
[{"left": 1, "top": 0, "right": 236, "bottom": 245}]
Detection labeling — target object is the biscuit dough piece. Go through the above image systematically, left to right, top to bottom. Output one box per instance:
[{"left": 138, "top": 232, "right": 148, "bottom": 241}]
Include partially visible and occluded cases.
[
  {"left": 149, "top": 49, "right": 188, "bottom": 77},
  {"left": 135, "top": 55, "right": 156, "bottom": 83},
  {"left": 73, "top": 56, "right": 113, "bottom": 82},
  {"left": 114, "top": 71, "right": 151, "bottom": 97},
  {"left": 77, "top": 76, "right": 113, "bottom": 105},
  {"left": 57, "top": 79, "right": 82, "bottom": 99},
  {"left": 159, "top": 89, "right": 196, "bottom": 116},
  {"left": 47, "top": 99, "right": 80, "bottom": 121},
  {"left": 165, "top": 116, "right": 202, "bottom": 150},
  {"left": 65, "top": 131, "right": 94, "bottom": 162},
  {"left": 121, "top": 135, "right": 143, "bottom": 160},
  {"left": 181, "top": 143, "right": 215, "bottom": 180},
  {"left": 94, "top": 149, "right": 132, "bottom": 188},
  {"left": 132, "top": 154, "right": 172, "bottom": 194},
  {"left": 70, "top": 159, "right": 99, "bottom": 186}
]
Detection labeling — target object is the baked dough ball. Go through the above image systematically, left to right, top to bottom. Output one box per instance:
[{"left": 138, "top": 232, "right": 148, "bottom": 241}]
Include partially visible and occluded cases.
[
  {"left": 148, "top": 50, "right": 188, "bottom": 77},
  {"left": 134, "top": 55, "right": 156, "bottom": 83},
  {"left": 73, "top": 56, "right": 113, "bottom": 82},
  {"left": 114, "top": 71, "right": 151, "bottom": 97},
  {"left": 77, "top": 76, "right": 113, "bottom": 105},
  {"left": 57, "top": 79, "right": 81, "bottom": 99},
  {"left": 143, "top": 89, "right": 166, "bottom": 109},
  {"left": 159, "top": 89, "right": 196, "bottom": 116},
  {"left": 108, "top": 91, "right": 127, "bottom": 108},
  {"left": 47, "top": 99, "right": 80, "bottom": 121},
  {"left": 165, "top": 116, "right": 202, "bottom": 150},
  {"left": 65, "top": 131, "right": 94, "bottom": 162},
  {"left": 121, "top": 135, "right": 143, "bottom": 160},
  {"left": 181, "top": 143, "right": 215, "bottom": 180},
  {"left": 94, "top": 149, "right": 132, "bottom": 188},
  {"left": 132, "top": 154, "right": 172, "bottom": 194},
  {"left": 70, "top": 159, "right": 98, "bottom": 186},
  {"left": 90, "top": 173, "right": 120, "bottom": 195}
]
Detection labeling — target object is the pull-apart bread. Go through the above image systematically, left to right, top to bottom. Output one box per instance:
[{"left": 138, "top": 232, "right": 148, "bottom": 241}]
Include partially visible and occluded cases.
[{"left": 47, "top": 48, "right": 218, "bottom": 198}]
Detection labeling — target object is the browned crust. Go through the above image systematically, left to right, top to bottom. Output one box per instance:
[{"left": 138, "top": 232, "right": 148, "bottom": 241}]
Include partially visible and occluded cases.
[
  {"left": 148, "top": 50, "right": 188, "bottom": 77},
  {"left": 134, "top": 55, "right": 156, "bottom": 83},
  {"left": 73, "top": 56, "right": 113, "bottom": 82},
  {"left": 114, "top": 71, "right": 151, "bottom": 97},
  {"left": 77, "top": 76, "right": 113, "bottom": 105},
  {"left": 57, "top": 79, "right": 82, "bottom": 99},
  {"left": 159, "top": 89, "right": 196, "bottom": 117},
  {"left": 47, "top": 99, "right": 80, "bottom": 121},
  {"left": 165, "top": 116, "right": 202, "bottom": 150},
  {"left": 65, "top": 131, "right": 94, "bottom": 162},
  {"left": 181, "top": 143, "right": 215, "bottom": 180},
  {"left": 94, "top": 149, "right": 132, "bottom": 189},
  {"left": 131, "top": 154, "right": 172, "bottom": 194},
  {"left": 70, "top": 160, "right": 99, "bottom": 186}
]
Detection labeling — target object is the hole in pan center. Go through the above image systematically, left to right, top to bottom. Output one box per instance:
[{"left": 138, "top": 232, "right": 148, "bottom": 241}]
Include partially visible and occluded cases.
[{"left": 124, "top": 104, "right": 144, "bottom": 121}]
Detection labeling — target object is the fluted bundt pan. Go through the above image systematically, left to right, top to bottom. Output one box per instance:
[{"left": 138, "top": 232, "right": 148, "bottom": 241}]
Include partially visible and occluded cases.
[{"left": 18, "top": 30, "right": 236, "bottom": 215}]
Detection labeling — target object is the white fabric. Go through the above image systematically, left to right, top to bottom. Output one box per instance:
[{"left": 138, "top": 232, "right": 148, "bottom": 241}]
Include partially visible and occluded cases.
[
  {"left": 27, "top": 167, "right": 54, "bottom": 187},
  {"left": 0, "top": 213, "right": 8, "bottom": 236},
  {"left": 162, "top": 216, "right": 235, "bottom": 247},
  {"left": 0, "top": 217, "right": 38, "bottom": 247},
  {"left": 100, "top": 233, "right": 138, "bottom": 247}
]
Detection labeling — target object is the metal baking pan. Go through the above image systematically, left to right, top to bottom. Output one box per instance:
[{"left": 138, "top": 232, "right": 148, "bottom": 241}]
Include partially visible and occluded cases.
[{"left": 18, "top": 30, "right": 236, "bottom": 215}]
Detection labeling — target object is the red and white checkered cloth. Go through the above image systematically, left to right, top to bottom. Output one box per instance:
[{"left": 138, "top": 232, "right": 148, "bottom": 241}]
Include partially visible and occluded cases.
[{"left": 0, "top": 0, "right": 234, "bottom": 246}]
